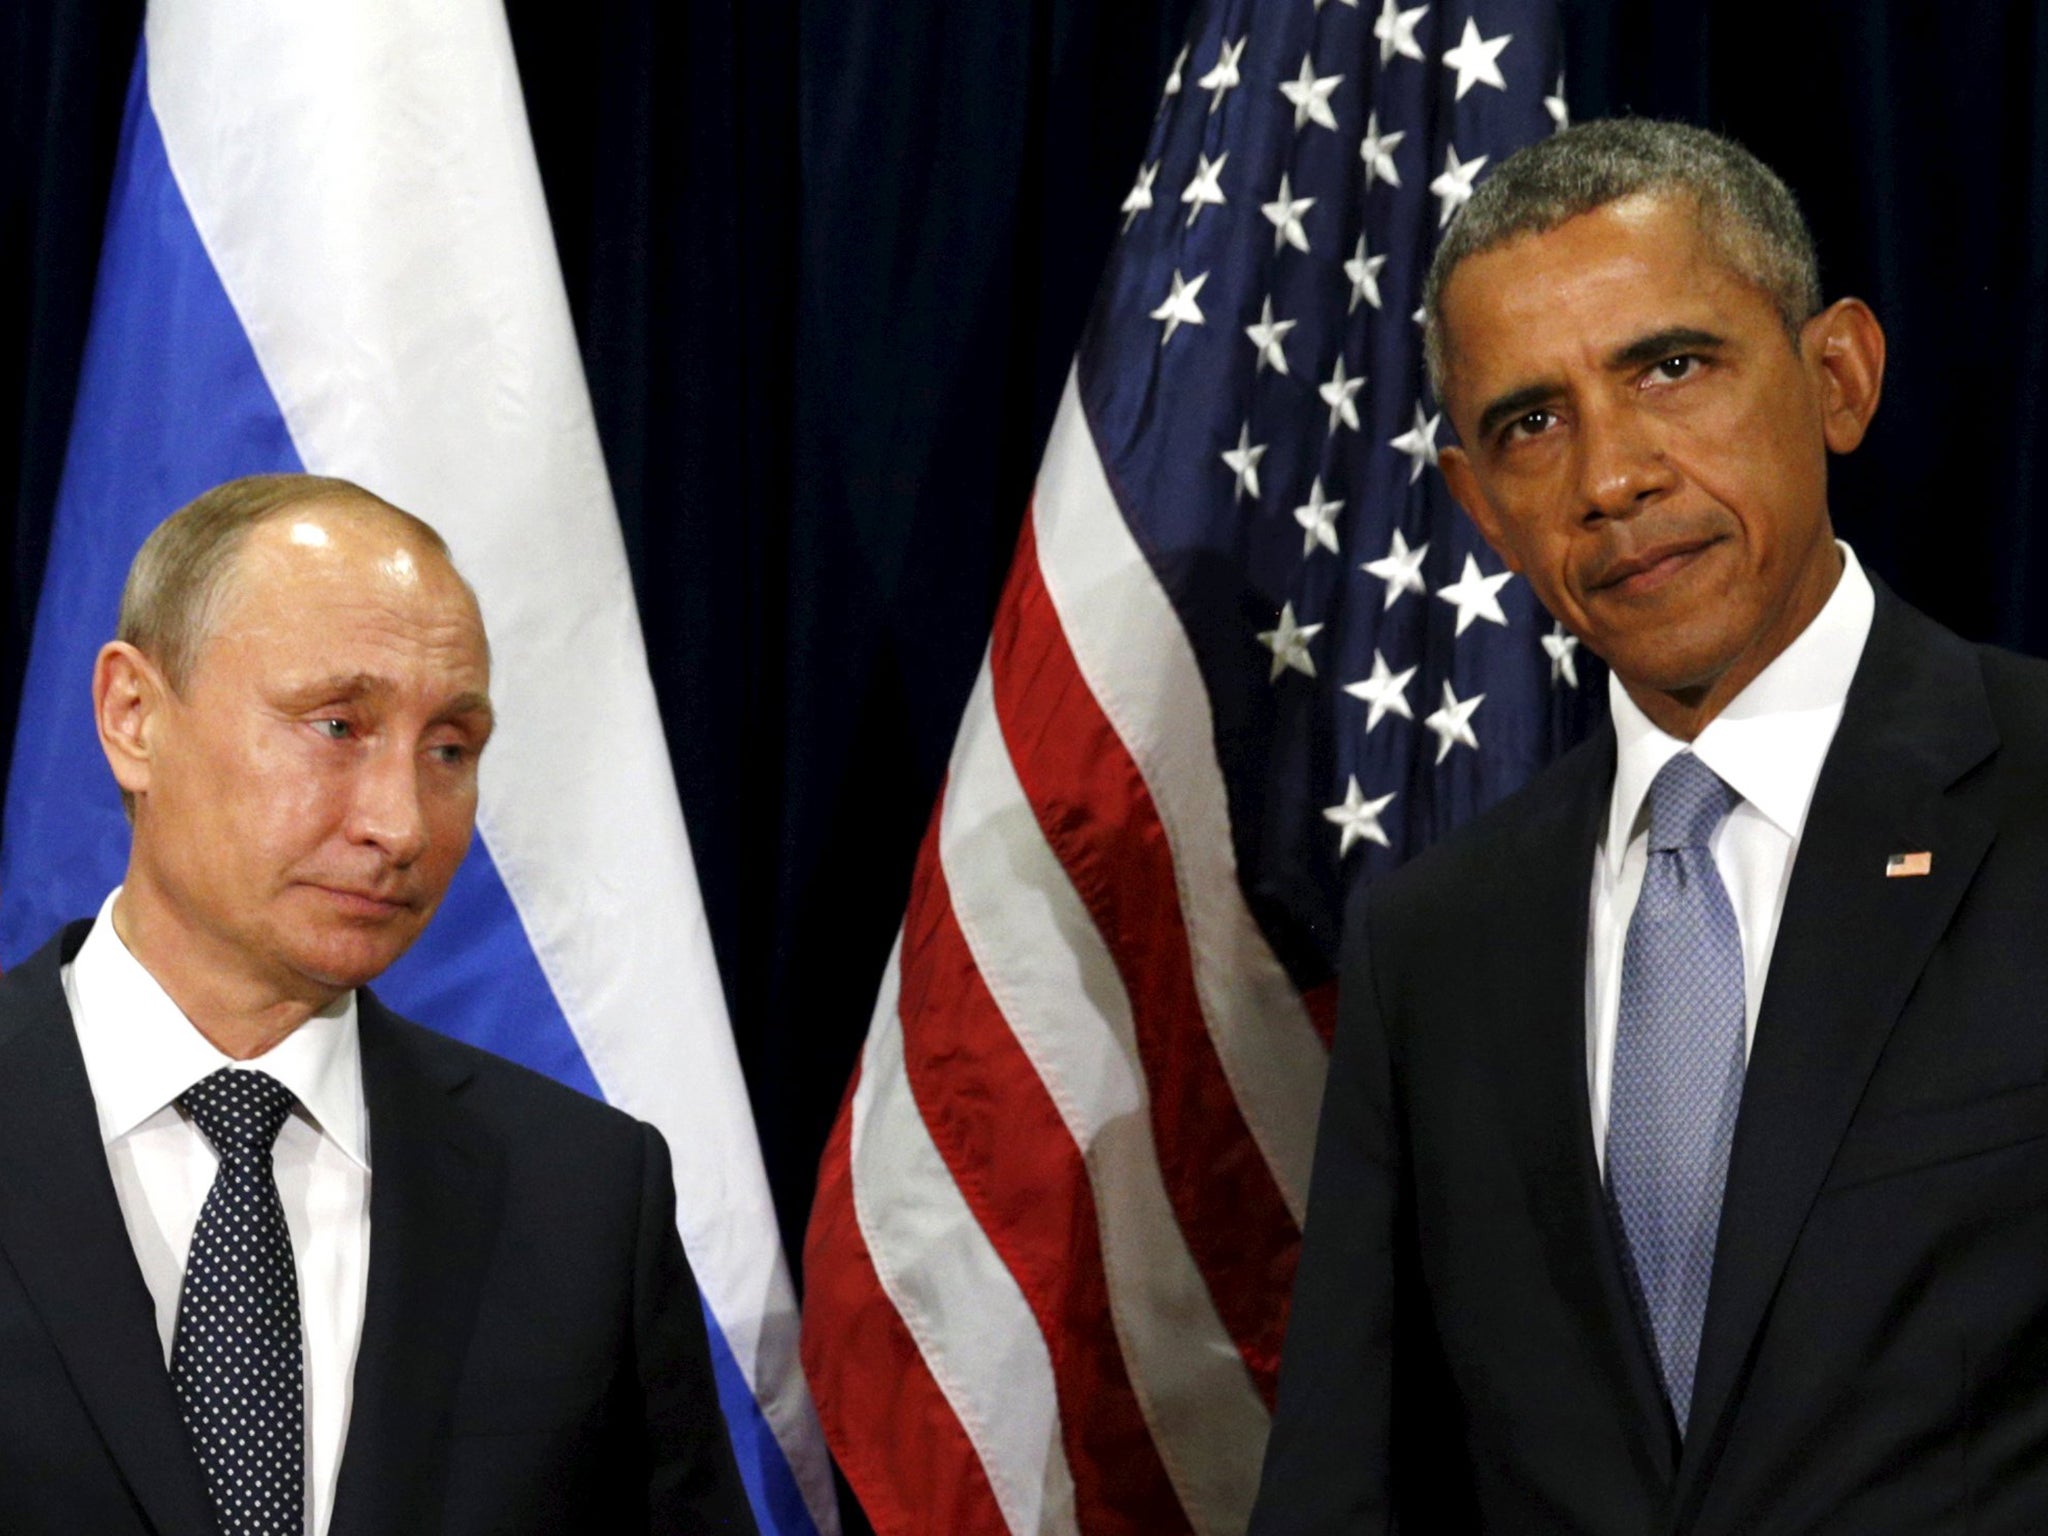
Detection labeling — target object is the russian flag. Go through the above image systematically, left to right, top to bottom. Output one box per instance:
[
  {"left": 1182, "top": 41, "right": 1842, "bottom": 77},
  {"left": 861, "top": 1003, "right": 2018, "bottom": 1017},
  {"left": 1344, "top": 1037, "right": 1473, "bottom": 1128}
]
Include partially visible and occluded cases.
[{"left": 0, "top": 4, "right": 837, "bottom": 1532}]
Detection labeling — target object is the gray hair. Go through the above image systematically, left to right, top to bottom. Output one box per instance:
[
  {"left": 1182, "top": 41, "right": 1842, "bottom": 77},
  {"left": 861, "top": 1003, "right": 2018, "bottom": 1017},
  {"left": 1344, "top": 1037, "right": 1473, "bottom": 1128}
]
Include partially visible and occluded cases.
[{"left": 1422, "top": 118, "right": 1822, "bottom": 397}]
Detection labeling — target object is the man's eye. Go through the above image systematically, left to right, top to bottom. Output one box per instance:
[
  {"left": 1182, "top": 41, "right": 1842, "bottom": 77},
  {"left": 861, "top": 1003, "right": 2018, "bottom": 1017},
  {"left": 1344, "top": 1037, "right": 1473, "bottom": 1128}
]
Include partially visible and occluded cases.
[
  {"left": 1652, "top": 354, "right": 1699, "bottom": 382},
  {"left": 1505, "top": 409, "right": 1555, "bottom": 442},
  {"left": 313, "top": 719, "right": 351, "bottom": 740}
]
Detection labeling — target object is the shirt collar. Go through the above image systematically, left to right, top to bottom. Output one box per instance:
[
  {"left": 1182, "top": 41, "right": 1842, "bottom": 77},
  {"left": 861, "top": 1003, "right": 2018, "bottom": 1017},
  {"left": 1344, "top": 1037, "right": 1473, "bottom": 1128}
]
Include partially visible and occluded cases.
[
  {"left": 1603, "top": 541, "right": 1876, "bottom": 876},
  {"left": 66, "top": 888, "right": 369, "bottom": 1170}
]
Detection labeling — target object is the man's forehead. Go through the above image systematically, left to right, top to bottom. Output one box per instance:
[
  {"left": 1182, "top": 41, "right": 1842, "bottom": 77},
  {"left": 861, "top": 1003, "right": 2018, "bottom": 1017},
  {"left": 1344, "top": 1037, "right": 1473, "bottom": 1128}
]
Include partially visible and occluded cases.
[
  {"left": 1439, "top": 195, "right": 1758, "bottom": 397},
  {"left": 1447, "top": 195, "right": 1712, "bottom": 314},
  {"left": 245, "top": 499, "right": 448, "bottom": 571},
  {"left": 190, "top": 504, "right": 489, "bottom": 679},
  {"left": 227, "top": 507, "right": 476, "bottom": 615}
]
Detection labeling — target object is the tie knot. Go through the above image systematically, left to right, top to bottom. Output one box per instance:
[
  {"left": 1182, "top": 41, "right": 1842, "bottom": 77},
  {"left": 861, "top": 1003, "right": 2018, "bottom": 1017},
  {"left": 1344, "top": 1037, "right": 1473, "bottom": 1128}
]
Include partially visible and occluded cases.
[
  {"left": 1646, "top": 751, "right": 1739, "bottom": 853},
  {"left": 179, "top": 1068, "right": 296, "bottom": 1156}
]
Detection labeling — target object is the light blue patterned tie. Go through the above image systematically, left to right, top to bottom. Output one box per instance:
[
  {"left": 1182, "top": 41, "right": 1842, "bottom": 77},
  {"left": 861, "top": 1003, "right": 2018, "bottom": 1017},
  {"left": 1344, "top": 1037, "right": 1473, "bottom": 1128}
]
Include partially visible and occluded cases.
[{"left": 1606, "top": 750, "right": 1746, "bottom": 1432}]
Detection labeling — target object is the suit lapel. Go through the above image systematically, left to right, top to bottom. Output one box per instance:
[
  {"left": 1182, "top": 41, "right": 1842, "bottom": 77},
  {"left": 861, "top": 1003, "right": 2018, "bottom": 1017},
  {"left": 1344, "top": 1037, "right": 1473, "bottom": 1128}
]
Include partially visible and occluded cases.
[
  {"left": 1677, "top": 589, "right": 1999, "bottom": 1506},
  {"left": 1489, "top": 729, "right": 1682, "bottom": 1488},
  {"left": 0, "top": 925, "right": 219, "bottom": 1536},
  {"left": 328, "top": 995, "right": 504, "bottom": 1536}
]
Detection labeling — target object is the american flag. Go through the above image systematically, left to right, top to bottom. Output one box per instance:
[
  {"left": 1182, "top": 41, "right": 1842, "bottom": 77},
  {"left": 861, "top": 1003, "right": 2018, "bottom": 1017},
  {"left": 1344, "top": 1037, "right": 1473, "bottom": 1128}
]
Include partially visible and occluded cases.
[{"left": 801, "top": 3, "right": 1594, "bottom": 1532}]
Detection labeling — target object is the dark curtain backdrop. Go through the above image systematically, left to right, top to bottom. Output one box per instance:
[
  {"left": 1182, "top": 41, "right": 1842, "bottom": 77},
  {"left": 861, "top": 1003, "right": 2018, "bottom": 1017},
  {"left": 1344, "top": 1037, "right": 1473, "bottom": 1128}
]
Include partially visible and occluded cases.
[{"left": 6, "top": 0, "right": 2047, "bottom": 1521}]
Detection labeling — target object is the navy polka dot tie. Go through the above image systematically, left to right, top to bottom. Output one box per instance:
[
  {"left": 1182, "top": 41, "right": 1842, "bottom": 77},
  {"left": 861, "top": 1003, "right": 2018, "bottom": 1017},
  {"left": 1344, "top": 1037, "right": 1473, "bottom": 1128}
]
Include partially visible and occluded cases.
[
  {"left": 1606, "top": 751, "right": 1746, "bottom": 1434},
  {"left": 171, "top": 1068, "right": 304, "bottom": 1535}
]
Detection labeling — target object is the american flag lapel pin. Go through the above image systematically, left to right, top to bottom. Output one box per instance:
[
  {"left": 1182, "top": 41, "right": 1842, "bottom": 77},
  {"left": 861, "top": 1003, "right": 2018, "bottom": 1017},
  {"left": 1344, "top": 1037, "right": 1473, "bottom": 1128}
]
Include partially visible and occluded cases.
[{"left": 1886, "top": 851, "right": 1933, "bottom": 878}]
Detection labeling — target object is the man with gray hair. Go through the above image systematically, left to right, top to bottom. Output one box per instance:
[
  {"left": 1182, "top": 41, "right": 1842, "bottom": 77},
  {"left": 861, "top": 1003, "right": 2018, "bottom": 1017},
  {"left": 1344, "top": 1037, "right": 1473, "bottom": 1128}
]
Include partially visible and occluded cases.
[{"left": 1252, "top": 119, "right": 2048, "bottom": 1532}]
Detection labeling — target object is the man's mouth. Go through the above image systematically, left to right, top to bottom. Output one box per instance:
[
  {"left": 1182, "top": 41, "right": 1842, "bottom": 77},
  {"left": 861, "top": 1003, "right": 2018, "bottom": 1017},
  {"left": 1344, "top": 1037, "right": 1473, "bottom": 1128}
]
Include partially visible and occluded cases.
[
  {"left": 1590, "top": 535, "right": 1723, "bottom": 596},
  {"left": 308, "top": 884, "right": 414, "bottom": 918}
]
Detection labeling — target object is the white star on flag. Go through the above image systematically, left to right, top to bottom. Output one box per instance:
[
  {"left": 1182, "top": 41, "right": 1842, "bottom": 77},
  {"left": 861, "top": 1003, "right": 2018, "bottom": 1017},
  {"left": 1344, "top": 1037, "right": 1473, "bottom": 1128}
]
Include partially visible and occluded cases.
[
  {"left": 1373, "top": 0, "right": 1428, "bottom": 65},
  {"left": 1442, "top": 18, "right": 1512, "bottom": 100},
  {"left": 1200, "top": 36, "right": 1247, "bottom": 113},
  {"left": 1163, "top": 42, "right": 1188, "bottom": 97},
  {"left": 1280, "top": 55, "right": 1344, "bottom": 132},
  {"left": 1545, "top": 73, "right": 1569, "bottom": 128},
  {"left": 1359, "top": 110, "right": 1405, "bottom": 188},
  {"left": 1431, "top": 144, "right": 1488, "bottom": 227},
  {"left": 1181, "top": 151, "right": 1228, "bottom": 226},
  {"left": 1121, "top": 162, "right": 1158, "bottom": 230},
  {"left": 1263, "top": 173, "right": 1316, "bottom": 253},
  {"left": 1345, "top": 235, "right": 1387, "bottom": 312},
  {"left": 1149, "top": 268, "right": 1207, "bottom": 344},
  {"left": 1245, "top": 296, "right": 1296, "bottom": 375},
  {"left": 1320, "top": 355, "right": 1365, "bottom": 433},
  {"left": 1389, "top": 404, "right": 1442, "bottom": 481},
  {"left": 1221, "top": 422, "right": 1267, "bottom": 502},
  {"left": 1293, "top": 477, "right": 1344, "bottom": 555},
  {"left": 1362, "top": 528, "right": 1428, "bottom": 609},
  {"left": 1436, "top": 552, "right": 1514, "bottom": 635},
  {"left": 1257, "top": 601, "right": 1322, "bottom": 681},
  {"left": 1542, "top": 622, "right": 1581, "bottom": 687},
  {"left": 1343, "top": 649, "right": 1417, "bottom": 731},
  {"left": 1424, "top": 680, "right": 1485, "bottom": 762},
  {"left": 1324, "top": 776, "right": 1396, "bottom": 855}
]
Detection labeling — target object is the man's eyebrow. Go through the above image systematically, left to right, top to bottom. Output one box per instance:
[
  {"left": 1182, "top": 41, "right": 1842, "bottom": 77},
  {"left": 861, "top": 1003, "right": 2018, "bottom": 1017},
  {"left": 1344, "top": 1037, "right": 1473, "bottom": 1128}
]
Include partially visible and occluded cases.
[
  {"left": 1609, "top": 326, "right": 1727, "bottom": 370},
  {"left": 1475, "top": 383, "right": 1563, "bottom": 444},
  {"left": 281, "top": 672, "right": 384, "bottom": 704},
  {"left": 278, "top": 676, "right": 494, "bottom": 727},
  {"left": 442, "top": 692, "right": 495, "bottom": 731}
]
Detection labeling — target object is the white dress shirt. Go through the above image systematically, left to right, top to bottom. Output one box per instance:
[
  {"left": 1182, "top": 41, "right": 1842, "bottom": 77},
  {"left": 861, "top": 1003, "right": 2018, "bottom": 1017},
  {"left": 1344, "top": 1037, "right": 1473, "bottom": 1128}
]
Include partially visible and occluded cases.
[
  {"left": 1587, "top": 544, "right": 1875, "bottom": 1173},
  {"left": 61, "top": 889, "right": 371, "bottom": 1536}
]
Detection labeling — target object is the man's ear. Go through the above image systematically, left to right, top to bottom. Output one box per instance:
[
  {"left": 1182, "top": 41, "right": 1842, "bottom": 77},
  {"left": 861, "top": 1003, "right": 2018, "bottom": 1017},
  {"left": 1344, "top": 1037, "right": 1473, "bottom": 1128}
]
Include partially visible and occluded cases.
[
  {"left": 1804, "top": 297, "right": 1886, "bottom": 455},
  {"left": 1439, "top": 445, "right": 1524, "bottom": 575},
  {"left": 94, "top": 642, "right": 168, "bottom": 800}
]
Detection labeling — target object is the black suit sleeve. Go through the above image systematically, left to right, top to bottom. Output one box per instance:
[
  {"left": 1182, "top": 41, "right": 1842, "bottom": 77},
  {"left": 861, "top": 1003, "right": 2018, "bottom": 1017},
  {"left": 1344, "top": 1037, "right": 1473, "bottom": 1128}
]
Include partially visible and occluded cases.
[
  {"left": 1249, "top": 911, "right": 1402, "bottom": 1535},
  {"left": 631, "top": 1123, "right": 760, "bottom": 1535}
]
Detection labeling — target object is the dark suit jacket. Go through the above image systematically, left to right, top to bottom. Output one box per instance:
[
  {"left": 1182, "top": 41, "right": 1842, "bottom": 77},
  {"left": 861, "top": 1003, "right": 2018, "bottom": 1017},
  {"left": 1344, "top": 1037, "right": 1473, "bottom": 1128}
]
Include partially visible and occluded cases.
[
  {"left": 1251, "top": 586, "right": 2048, "bottom": 1534},
  {"left": 0, "top": 919, "right": 759, "bottom": 1536}
]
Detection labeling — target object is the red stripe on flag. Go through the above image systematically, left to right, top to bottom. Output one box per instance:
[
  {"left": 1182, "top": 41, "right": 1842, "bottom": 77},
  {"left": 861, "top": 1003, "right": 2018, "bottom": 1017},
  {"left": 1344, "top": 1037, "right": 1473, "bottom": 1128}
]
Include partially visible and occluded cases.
[
  {"left": 989, "top": 514, "right": 1299, "bottom": 1403},
  {"left": 898, "top": 839, "right": 1192, "bottom": 1535},
  {"left": 1302, "top": 981, "right": 1338, "bottom": 1050},
  {"left": 801, "top": 1056, "right": 1012, "bottom": 1536}
]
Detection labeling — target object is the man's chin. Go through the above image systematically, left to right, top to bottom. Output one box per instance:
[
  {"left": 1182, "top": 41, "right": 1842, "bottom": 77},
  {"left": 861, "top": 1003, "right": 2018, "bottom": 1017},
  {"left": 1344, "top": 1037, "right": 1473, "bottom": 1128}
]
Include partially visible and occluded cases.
[
  {"left": 1581, "top": 613, "right": 1743, "bottom": 698},
  {"left": 287, "top": 929, "right": 423, "bottom": 995}
]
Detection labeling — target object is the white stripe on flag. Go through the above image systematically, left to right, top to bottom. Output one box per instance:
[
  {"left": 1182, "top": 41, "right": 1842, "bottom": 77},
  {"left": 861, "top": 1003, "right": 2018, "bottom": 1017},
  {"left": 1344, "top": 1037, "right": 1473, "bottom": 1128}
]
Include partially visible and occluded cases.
[
  {"left": 142, "top": 2, "right": 833, "bottom": 1524},
  {"left": 1033, "top": 372, "right": 1328, "bottom": 1222},
  {"left": 939, "top": 660, "right": 1271, "bottom": 1532},
  {"left": 851, "top": 941, "right": 1080, "bottom": 1536}
]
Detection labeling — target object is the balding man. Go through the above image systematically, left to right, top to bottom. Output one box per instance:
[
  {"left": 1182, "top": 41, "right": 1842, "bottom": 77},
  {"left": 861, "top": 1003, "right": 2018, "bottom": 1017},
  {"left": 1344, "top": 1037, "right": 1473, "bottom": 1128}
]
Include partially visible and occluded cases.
[
  {"left": 1253, "top": 121, "right": 2048, "bottom": 1532},
  {"left": 0, "top": 475, "right": 756, "bottom": 1535}
]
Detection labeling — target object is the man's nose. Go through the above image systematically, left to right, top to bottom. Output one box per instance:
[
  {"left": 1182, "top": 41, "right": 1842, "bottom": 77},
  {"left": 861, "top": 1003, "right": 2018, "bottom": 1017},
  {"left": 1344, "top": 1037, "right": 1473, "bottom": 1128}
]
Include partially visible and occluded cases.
[
  {"left": 1575, "top": 396, "right": 1674, "bottom": 520},
  {"left": 347, "top": 744, "right": 429, "bottom": 866}
]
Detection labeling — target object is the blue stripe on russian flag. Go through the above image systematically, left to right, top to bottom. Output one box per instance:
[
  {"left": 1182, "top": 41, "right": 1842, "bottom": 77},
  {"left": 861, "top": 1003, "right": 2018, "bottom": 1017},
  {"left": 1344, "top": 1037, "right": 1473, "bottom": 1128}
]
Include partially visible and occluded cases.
[{"left": 0, "top": 53, "right": 298, "bottom": 957}]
